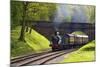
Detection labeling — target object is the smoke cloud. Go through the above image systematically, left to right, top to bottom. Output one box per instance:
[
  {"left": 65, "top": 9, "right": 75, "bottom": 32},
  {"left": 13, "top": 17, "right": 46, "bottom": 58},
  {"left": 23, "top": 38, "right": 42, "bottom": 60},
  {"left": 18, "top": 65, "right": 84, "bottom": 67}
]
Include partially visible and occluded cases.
[
  {"left": 53, "top": 4, "right": 90, "bottom": 30},
  {"left": 53, "top": 4, "right": 71, "bottom": 31},
  {"left": 71, "top": 6, "right": 88, "bottom": 23}
]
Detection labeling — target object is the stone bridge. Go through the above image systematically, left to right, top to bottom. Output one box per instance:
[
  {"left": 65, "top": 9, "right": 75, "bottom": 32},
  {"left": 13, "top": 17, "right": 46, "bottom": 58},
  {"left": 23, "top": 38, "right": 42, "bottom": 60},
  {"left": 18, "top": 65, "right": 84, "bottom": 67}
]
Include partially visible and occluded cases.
[{"left": 31, "top": 21, "right": 95, "bottom": 41}]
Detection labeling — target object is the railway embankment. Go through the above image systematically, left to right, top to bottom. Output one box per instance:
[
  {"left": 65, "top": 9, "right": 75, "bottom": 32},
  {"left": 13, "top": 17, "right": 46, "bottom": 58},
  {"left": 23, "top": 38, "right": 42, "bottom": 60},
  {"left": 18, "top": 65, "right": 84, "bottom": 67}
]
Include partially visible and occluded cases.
[
  {"left": 11, "top": 26, "right": 50, "bottom": 58},
  {"left": 60, "top": 40, "right": 95, "bottom": 63}
]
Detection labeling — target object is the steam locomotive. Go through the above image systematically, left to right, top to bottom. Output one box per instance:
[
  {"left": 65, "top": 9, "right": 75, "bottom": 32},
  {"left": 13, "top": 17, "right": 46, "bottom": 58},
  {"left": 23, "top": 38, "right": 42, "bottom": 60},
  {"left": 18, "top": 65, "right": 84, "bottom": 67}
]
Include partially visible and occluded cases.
[{"left": 50, "top": 34, "right": 89, "bottom": 51}]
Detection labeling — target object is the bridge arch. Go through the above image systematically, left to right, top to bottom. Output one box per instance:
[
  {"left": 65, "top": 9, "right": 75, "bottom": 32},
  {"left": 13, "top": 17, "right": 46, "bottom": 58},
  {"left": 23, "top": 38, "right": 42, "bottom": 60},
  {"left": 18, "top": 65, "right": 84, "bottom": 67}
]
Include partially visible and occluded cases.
[{"left": 32, "top": 22, "right": 95, "bottom": 41}]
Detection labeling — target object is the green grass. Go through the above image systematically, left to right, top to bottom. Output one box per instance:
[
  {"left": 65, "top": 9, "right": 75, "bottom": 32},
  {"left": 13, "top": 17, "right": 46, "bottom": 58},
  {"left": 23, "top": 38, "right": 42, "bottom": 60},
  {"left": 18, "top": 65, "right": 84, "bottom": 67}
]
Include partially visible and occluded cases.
[
  {"left": 11, "top": 26, "right": 50, "bottom": 57},
  {"left": 25, "top": 28, "right": 50, "bottom": 52},
  {"left": 72, "top": 31, "right": 86, "bottom": 35},
  {"left": 61, "top": 40, "right": 95, "bottom": 63}
]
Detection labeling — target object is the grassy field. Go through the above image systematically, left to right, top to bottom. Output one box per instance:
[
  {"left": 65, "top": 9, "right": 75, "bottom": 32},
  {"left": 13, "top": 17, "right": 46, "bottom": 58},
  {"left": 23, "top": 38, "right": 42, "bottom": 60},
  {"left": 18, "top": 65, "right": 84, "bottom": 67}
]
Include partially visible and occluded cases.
[
  {"left": 11, "top": 26, "right": 50, "bottom": 57},
  {"left": 61, "top": 40, "right": 95, "bottom": 63}
]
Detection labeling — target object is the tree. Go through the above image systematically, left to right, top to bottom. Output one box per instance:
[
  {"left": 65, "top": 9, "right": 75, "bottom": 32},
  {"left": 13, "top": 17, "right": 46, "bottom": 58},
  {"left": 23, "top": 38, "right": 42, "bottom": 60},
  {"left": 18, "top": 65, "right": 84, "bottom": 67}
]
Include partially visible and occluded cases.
[
  {"left": 11, "top": 1, "right": 23, "bottom": 29},
  {"left": 11, "top": 1, "right": 57, "bottom": 40},
  {"left": 19, "top": 2, "right": 28, "bottom": 41},
  {"left": 25, "top": 2, "right": 56, "bottom": 34}
]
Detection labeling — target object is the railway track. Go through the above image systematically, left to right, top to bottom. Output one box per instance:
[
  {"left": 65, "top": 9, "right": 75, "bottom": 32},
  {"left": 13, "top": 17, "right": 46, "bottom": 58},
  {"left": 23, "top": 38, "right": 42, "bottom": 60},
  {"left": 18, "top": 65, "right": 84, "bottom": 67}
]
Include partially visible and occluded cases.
[
  {"left": 11, "top": 49, "right": 77, "bottom": 67},
  {"left": 11, "top": 51, "right": 52, "bottom": 64}
]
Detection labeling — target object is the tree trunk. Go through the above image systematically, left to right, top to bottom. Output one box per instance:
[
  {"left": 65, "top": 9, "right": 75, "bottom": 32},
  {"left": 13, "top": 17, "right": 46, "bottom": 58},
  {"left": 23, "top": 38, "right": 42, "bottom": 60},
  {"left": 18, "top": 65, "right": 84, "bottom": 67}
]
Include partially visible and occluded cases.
[
  {"left": 19, "top": 2, "right": 28, "bottom": 41},
  {"left": 19, "top": 21, "right": 25, "bottom": 41},
  {"left": 26, "top": 22, "right": 29, "bottom": 32},
  {"left": 26, "top": 26, "right": 29, "bottom": 32},
  {"left": 29, "top": 26, "right": 32, "bottom": 34}
]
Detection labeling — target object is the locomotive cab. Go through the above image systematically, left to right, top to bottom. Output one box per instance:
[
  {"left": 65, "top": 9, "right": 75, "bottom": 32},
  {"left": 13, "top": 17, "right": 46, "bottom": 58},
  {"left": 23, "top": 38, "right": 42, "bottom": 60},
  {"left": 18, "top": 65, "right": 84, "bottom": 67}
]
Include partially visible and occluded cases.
[{"left": 50, "top": 31, "right": 62, "bottom": 51}]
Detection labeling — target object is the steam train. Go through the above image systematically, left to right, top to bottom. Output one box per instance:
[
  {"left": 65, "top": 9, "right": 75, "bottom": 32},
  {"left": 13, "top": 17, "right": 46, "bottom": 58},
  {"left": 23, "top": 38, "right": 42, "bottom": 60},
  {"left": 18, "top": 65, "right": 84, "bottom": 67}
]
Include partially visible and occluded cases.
[{"left": 50, "top": 34, "right": 89, "bottom": 51}]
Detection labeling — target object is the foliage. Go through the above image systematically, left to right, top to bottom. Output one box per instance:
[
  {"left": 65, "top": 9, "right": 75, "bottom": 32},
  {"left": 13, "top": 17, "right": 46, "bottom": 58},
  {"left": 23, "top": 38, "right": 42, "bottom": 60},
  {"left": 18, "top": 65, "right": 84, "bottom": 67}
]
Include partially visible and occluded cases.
[
  {"left": 11, "top": 1, "right": 24, "bottom": 28},
  {"left": 11, "top": 1, "right": 57, "bottom": 26},
  {"left": 26, "top": 2, "right": 56, "bottom": 21},
  {"left": 84, "top": 6, "right": 95, "bottom": 23},
  {"left": 65, "top": 16, "right": 72, "bottom": 22},
  {"left": 61, "top": 40, "right": 95, "bottom": 63}
]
